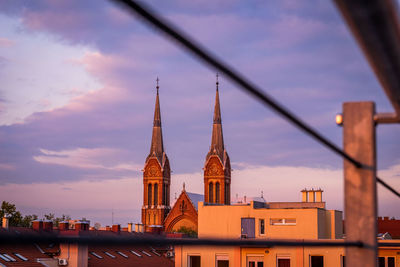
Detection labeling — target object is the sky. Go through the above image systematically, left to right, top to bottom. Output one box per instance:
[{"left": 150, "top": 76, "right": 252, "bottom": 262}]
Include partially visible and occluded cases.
[{"left": 0, "top": 0, "right": 399, "bottom": 226}]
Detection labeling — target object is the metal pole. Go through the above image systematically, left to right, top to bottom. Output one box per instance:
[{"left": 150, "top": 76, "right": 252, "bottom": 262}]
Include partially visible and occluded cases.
[{"left": 343, "top": 102, "right": 377, "bottom": 267}]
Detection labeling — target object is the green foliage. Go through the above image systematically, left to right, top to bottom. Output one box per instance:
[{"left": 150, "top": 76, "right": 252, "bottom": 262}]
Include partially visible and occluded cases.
[
  {"left": 0, "top": 201, "right": 38, "bottom": 227},
  {"left": 43, "top": 213, "right": 71, "bottom": 227},
  {"left": 175, "top": 226, "right": 197, "bottom": 237}
]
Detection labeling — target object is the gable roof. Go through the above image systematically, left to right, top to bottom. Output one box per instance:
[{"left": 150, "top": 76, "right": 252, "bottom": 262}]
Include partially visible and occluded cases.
[{"left": 186, "top": 192, "right": 204, "bottom": 210}]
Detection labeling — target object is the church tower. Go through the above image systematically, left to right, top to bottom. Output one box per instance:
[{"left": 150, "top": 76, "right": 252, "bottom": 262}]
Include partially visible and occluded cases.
[
  {"left": 204, "top": 75, "right": 231, "bottom": 204},
  {"left": 142, "top": 79, "right": 171, "bottom": 231}
]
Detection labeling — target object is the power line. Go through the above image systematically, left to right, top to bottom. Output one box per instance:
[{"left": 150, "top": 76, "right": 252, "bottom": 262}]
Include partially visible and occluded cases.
[{"left": 109, "top": 0, "right": 400, "bottom": 199}]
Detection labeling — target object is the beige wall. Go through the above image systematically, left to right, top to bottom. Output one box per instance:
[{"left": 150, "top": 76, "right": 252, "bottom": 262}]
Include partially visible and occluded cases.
[
  {"left": 198, "top": 201, "right": 342, "bottom": 240},
  {"left": 59, "top": 243, "right": 88, "bottom": 267},
  {"left": 175, "top": 246, "right": 240, "bottom": 267}
]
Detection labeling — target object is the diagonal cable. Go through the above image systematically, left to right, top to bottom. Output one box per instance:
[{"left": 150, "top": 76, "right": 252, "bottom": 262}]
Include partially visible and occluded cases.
[
  {"left": 109, "top": 0, "right": 400, "bottom": 198},
  {"left": 377, "top": 176, "right": 400, "bottom": 198}
]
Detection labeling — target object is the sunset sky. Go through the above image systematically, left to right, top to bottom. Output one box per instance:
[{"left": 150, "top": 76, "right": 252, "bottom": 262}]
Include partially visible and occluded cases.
[{"left": 0, "top": 0, "right": 399, "bottom": 226}]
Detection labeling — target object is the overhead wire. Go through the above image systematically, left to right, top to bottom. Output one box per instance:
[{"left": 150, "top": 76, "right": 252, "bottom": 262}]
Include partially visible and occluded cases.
[{"left": 110, "top": 0, "right": 400, "bottom": 198}]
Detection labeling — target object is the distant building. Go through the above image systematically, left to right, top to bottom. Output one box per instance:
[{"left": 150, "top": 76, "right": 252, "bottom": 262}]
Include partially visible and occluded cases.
[{"left": 175, "top": 190, "right": 400, "bottom": 267}]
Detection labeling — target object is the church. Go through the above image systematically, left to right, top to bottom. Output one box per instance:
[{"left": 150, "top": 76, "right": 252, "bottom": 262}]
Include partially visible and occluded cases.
[{"left": 141, "top": 76, "right": 231, "bottom": 234}]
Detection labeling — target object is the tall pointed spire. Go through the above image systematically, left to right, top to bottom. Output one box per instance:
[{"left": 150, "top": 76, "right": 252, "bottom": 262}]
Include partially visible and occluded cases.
[
  {"left": 210, "top": 74, "right": 224, "bottom": 155},
  {"left": 149, "top": 77, "right": 164, "bottom": 160}
]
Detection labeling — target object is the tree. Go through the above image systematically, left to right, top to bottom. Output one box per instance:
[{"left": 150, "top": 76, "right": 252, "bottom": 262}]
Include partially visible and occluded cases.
[
  {"left": 1, "top": 201, "right": 38, "bottom": 227},
  {"left": 1, "top": 201, "right": 23, "bottom": 226},
  {"left": 43, "top": 213, "right": 71, "bottom": 227},
  {"left": 176, "top": 226, "right": 197, "bottom": 237}
]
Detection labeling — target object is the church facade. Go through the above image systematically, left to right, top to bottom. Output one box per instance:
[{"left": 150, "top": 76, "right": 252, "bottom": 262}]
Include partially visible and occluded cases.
[{"left": 141, "top": 76, "right": 230, "bottom": 233}]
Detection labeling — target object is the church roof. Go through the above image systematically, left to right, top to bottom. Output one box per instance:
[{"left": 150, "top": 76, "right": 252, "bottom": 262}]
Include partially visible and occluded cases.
[
  {"left": 206, "top": 76, "right": 229, "bottom": 165},
  {"left": 147, "top": 80, "right": 166, "bottom": 165},
  {"left": 186, "top": 192, "right": 204, "bottom": 210}
]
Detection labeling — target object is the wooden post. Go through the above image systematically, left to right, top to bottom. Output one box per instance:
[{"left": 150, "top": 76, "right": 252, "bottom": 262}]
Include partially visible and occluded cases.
[{"left": 343, "top": 102, "right": 377, "bottom": 267}]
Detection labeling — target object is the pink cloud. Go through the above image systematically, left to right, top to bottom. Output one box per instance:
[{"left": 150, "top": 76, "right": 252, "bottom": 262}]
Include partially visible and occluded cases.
[
  {"left": 0, "top": 37, "right": 15, "bottom": 47},
  {"left": 33, "top": 147, "right": 141, "bottom": 171}
]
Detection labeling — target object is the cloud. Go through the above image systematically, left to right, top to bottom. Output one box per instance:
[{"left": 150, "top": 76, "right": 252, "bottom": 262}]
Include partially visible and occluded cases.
[
  {"left": 0, "top": 37, "right": 14, "bottom": 47},
  {"left": 33, "top": 147, "right": 142, "bottom": 171},
  {"left": 0, "top": 163, "right": 16, "bottom": 171}
]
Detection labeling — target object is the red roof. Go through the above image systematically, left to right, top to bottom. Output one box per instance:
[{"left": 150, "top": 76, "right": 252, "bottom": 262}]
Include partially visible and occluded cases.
[
  {"left": 378, "top": 218, "right": 400, "bottom": 239},
  {"left": 0, "top": 227, "right": 173, "bottom": 267}
]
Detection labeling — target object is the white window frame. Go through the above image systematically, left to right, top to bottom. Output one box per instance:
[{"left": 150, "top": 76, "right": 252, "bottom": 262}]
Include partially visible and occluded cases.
[
  {"left": 270, "top": 218, "right": 296, "bottom": 226},
  {"left": 259, "top": 219, "right": 265, "bottom": 235}
]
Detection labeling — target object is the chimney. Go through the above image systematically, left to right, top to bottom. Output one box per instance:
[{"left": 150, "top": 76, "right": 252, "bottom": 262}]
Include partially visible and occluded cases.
[
  {"left": 301, "top": 189, "right": 308, "bottom": 202},
  {"left": 315, "top": 189, "right": 323, "bottom": 202},
  {"left": 308, "top": 190, "right": 316, "bottom": 202},
  {"left": 2, "top": 216, "right": 9, "bottom": 229},
  {"left": 32, "top": 220, "right": 43, "bottom": 231},
  {"left": 43, "top": 220, "right": 53, "bottom": 232},
  {"left": 59, "top": 221, "right": 69, "bottom": 231},
  {"left": 75, "top": 221, "right": 89, "bottom": 231},
  {"left": 128, "top": 223, "right": 133, "bottom": 233},
  {"left": 112, "top": 224, "right": 121, "bottom": 233}
]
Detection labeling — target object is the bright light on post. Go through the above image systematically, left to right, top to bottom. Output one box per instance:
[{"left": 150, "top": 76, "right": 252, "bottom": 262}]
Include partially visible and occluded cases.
[{"left": 336, "top": 113, "right": 343, "bottom": 126}]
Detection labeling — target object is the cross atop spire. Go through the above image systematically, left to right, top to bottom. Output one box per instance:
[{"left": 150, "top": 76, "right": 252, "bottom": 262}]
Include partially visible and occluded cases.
[
  {"left": 216, "top": 73, "right": 219, "bottom": 90},
  {"left": 156, "top": 77, "right": 159, "bottom": 94}
]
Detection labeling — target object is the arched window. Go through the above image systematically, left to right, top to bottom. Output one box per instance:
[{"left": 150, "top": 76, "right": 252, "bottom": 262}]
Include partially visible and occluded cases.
[
  {"left": 209, "top": 182, "right": 214, "bottom": 203},
  {"left": 216, "top": 182, "right": 220, "bottom": 203},
  {"left": 148, "top": 183, "right": 152, "bottom": 206},
  {"left": 154, "top": 183, "right": 158, "bottom": 206},
  {"left": 225, "top": 183, "right": 229, "bottom": 204},
  {"left": 163, "top": 184, "right": 167, "bottom": 205}
]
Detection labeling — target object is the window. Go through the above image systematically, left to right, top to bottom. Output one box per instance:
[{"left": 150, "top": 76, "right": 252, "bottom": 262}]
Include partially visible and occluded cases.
[
  {"left": 209, "top": 182, "right": 214, "bottom": 203},
  {"left": 216, "top": 182, "right": 220, "bottom": 203},
  {"left": 148, "top": 183, "right": 152, "bottom": 206},
  {"left": 154, "top": 183, "right": 158, "bottom": 206},
  {"left": 163, "top": 184, "right": 167, "bottom": 205},
  {"left": 225, "top": 184, "right": 229, "bottom": 204},
  {"left": 241, "top": 218, "right": 255, "bottom": 238},
  {"left": 270, "top": 218, "right": 296, "bottom": 225},
  {"left": 259, "top": 219, "right": 265, "bottom": 235},
  {"left": 130, "top": 250, "right": 142, "bottom": 257},
  {"left": 142, "top": 251, "right": 152, "bottom": 257},
  {"left": 90, "top": 252, "right": 103, "bottom": 259},
  {"left": 104, "top": 252, "right": 116, "bottom": 258},
  {"left": 117, "top": 252, "right": 128, "bottom": 258},
  {"left": 13, "top": 253, "right": 28, "bottom": 261},
  {"left": 2, "top": 254, "right": 16, "bottom": 262},
  {"left": 216, "top": 254, "right": 229, "bottom": 267},
  {"left": 189, "top": 255, "right": 201, "bottom": 267},
  {"left": 340, "top": 255, "right": 345, "bottom": 267},
  {"left": 247, "top": 256, "right": 263, "bottom": 267},
  {"left": 310, "top": 256, "right": 323, "bottom": 267},
  {"left": 379, "top": 257, "right": 395, "bottom": 267},
  {"left": 388, "top": 257, "right": 395, "bottom": 267},
  {"left": 277, "top": 258, "right": 290, "bottom": 267}
]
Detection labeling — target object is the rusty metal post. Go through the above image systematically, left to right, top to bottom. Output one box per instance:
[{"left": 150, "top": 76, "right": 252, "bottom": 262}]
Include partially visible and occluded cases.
[{"left": 343, "top": 102, "right": 377, "bottom": 266}]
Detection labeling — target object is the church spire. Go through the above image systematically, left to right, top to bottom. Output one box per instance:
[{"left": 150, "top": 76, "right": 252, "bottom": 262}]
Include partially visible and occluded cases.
[
  {"left": 210, "top": 74, "right": 224, "bottom": 155},
  {"left": 149, "top": 77, "right": 164, "bottom": 160}
]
